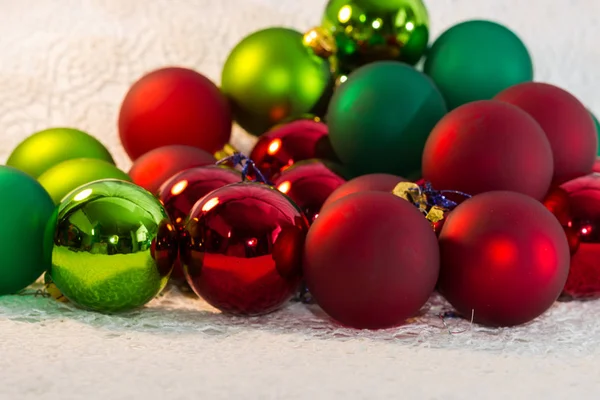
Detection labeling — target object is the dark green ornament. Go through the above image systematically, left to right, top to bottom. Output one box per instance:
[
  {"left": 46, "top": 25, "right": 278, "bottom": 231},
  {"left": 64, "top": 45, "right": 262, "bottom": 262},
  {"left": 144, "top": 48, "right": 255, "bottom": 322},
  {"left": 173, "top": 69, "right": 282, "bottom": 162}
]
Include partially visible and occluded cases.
[
  {"left": 424, "top": 20, "right": 533, "bottom": 110},
  {"left": 327, "top": 61, "right": 447, "bottom": 178},
  {"left": 590, "top": 110, "right": 600, "bottom": 156}
]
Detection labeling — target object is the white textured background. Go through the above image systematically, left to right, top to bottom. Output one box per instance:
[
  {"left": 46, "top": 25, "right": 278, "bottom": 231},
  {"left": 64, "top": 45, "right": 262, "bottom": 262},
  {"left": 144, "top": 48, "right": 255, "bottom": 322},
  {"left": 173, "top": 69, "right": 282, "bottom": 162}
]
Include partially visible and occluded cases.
[{"left": 1, "top": 0, "right": 600, "bottom": 399}]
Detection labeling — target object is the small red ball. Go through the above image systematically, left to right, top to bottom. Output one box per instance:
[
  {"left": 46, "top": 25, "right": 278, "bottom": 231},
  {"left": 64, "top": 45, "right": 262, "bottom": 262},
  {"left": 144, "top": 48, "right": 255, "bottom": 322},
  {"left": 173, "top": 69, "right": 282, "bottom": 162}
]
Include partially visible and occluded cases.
[
  {"left": 119, "top": 67, "right": 232, "bottom": 160},
  {"left": 495, "top": 82, "right": 597, "bottom": 184},
  {"left": 422, "top": 100, "right": 553, "bottom": 200},
  {"left": 249, "top": 120, "right": 336, "bottom": 180},
  {"left": 129, "top": 145, "right": 216, "bottom": 194},
  {"left": 274, "top": 160, "right": 346, "bottom": 223},
  {"left": 322, "top": 173, "right": 406, "bottom": 209},
  {"left": 181, "top": 182, "right": 309, "bottom": 315},
  {"left": 542, "top": 187, "right": 580, "bottom": 254},
  {"left": 438, "top": 191, "right": 570, "bottom": 326},
  {"left": 304, "top": 192, "right": 440, "bottom": 329}
]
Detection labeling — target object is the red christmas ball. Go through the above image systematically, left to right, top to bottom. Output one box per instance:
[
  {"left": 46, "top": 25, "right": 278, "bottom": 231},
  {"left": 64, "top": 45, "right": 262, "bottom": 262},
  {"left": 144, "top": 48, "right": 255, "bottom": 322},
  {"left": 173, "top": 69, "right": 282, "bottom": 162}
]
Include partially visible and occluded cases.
[
  {"left": 119, "top": 67, "right": 232, "bottom": 160},
  {"left": 495, "top": 82, "right": 597, "bottom": 184},
  {"left": 422, "top": 100, "right": 554, "bottom": 200},
  {"left": 249, "top": 120, "right": 337, "bottom": 180},
  {"left": 129, "top": 145, "right": 216, "bottom": 194},
  {"left": 593, "top": 157, "right": 600, "bottom": 173},
  {"left": 274, "top": 160, "right": 346, "bottom": 223},
  {"left": 322, "top": 173, "right": 406, "bottom": 210},
  {"left": 560, "top": 173, "right": 600, "bottom": 298},
  {"left": 180, "top": 182, "right": 309, "bottom": 315},
  {"left": 542, "top": 187, "right": 580, "bottom": 254},
  {"left": 438, "top": 191, "right": 570, "bottom": 327},
  {"left": 304, "top": 192, "right": 440, "bottom": 329}
]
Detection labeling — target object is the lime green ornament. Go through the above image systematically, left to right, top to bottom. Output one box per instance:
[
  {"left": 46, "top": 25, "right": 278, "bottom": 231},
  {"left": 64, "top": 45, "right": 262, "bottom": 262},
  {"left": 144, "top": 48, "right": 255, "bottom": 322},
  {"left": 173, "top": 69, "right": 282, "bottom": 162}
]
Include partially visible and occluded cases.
[
  {"left": 322, "top": 0, "right": 429, "bottom": 76},
  {"left": 424, "top": 20, "right": 533, "bottom": 110},
  {"left": 221, "top": 27, "right": 334, "bottom": 136},
  {"left": 327, "top": 61, "right": 447, "bottom": 178},
  {"left": 6, "top": 127, "right": 114, "bottom": 178},
  {"left": 38, "top": 158, "right": 131, "bottom": 204},
  {"left": 0, "top": 166, "right": 55, "bottom": 295},
  {"left": 47, "top": 179, "right": 177, "bottom": 313}
]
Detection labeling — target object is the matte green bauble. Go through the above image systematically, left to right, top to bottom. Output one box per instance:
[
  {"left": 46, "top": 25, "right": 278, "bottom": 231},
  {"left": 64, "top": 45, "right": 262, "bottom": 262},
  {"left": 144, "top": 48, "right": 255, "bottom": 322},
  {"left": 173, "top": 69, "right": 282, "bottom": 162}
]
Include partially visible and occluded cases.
[
  {"left": 322, "top": 0, "right": 429, "bottom": 75},
  {"left": 424, "top": 20, "right": 533, "bottom": 110},
  {"left": 221, "top": 27, "right": 334, "bottom": 136},
  {"left": 327, "top": 61, "right": 447, "bottom": 178},
  {"left": 591, "top": 111, "right": 600, "bottom": 155},
  {"left": 6, "top": 127, "right": 114, "bottom": 178},
  {"left": 38, "top": 158, "right": 131, "bottom": 204},
  {"left": 0, "top": 166, "right": 55, "bottom": 295},
  {"left": 47, "top": 179, "right": 177, "bottom": 313}
]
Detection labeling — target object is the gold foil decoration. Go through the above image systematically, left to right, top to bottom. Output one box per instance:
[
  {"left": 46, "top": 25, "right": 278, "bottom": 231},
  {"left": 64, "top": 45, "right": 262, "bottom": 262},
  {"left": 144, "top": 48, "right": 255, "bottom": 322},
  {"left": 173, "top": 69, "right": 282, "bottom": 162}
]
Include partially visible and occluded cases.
[{"left": 303, "top": 27, "right": 337, "bottom": 59}]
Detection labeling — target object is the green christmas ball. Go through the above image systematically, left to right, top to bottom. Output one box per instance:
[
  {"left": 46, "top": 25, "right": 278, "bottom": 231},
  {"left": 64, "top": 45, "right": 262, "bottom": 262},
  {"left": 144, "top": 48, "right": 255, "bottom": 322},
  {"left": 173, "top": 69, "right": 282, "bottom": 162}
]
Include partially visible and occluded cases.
[
  {"left": 322, "top": 0, "right": 429, "bottom": 75},
  {"left": 424, "top": 20, "right": 533, "bottom": 110},
  {"left": 221, "top": 27, "right": 334, "bottom": 136},
  {"left": 327, "top": 61, "right": 447, "bottom": 178},
  {"left": 590, "top": 110, "right": 600, "bottom": 156},
  {"left": 6, "top": 127, "right": 114, "bottom": 178},
  {"left": 38, "top": 158, "right": 131, "bottom": 204},
  {"left": 0, "top": 166, "right": 55, "bottom": 295},
  {"left": 47, "top": 179, "right": 177, "bottom": 313}
]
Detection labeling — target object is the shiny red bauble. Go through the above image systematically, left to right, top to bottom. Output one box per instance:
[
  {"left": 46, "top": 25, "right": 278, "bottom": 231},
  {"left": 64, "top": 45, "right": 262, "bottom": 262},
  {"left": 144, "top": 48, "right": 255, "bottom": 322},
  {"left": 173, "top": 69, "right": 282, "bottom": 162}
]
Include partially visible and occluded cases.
[
  {"left": 119, "top": 67, "right": 232, "bottom": 160},
  {"left": 496, "top": 82, "right": 597, "bottom": 184},
  {"left": 422, "top": 100, "right": 553, "bottom": 200},
  {"left": 249, "top": 120, "right": 336, "bottom": 181},
  {"left": 129, "top": 145, "right": 216, "bottom": 193},
  {"left": 274, "top": 160, "right": 346, "bottom": 223},
  {"left": 322, "top": 173, "right": 406, "bottom": 209},
  {"left": 560, "top": 174, "right": 600, "bottom": 298},
  {"left": 180, "top": 182, "right": 309, "bottom": 315},
  {"left": 542, "top": 187, "right": 580, "bottom": 254},
  {"left": 438, "top": 191, "right": 570, "bottom": 327},
  {"left": 304, "top": 192, "right": 439, "bottom": 329}
]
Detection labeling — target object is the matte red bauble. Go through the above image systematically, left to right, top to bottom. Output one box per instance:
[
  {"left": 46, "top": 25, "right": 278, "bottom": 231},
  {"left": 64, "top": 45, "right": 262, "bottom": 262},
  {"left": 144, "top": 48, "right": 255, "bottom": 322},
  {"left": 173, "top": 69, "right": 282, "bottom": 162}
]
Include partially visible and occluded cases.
[
  {"left": 119, "top": 67, "right": 232, "bottom": 160},
  {"left": 495, "top": 82, "right": 597, "bottom": 184},
  {"left": 422, "top": 100, "right": 553, "bottom": 200},
  {"left": 249, "top": 120, "right": 337, "bottom": 180},
  {"left": 129, "top": 145, "right": 216, "bottom": 194},
  {"left": 274, "top": 160, "right": 346, "bottom": 223},
  {"left": 158, "top": 165, "right": 241, "bottom": 283},
  {"left": 322, "top": 173, "right": 406, "bottom": 210},
  {"left": 560, "top": 174, "right": 600, "bottom": 298},
  {"left": 180, "top": 182, "right": 309, "bottom": 315},
  {"left": 438, "top": 191, "right": 570, "bottom": 327},
  {"left": 304, "top": 192, "right": 440, "bottom": 329}
]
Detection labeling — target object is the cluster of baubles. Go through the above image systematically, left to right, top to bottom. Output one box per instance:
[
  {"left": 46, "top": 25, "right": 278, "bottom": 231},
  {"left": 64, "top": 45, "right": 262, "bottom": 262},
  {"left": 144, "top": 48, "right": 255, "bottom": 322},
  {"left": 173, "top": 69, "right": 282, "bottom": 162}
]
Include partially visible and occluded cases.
[{"left": 2, "top": 0, "right": 600, "bottom": 329}]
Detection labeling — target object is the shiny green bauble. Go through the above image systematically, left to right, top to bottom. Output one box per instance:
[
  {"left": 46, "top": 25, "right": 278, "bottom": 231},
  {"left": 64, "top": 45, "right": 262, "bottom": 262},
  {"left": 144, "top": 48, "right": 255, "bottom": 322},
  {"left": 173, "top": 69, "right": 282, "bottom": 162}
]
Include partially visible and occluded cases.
[
  {"left": 322, "top": 0, "right": 429, "bottom": 75},
  {"left": 424, "top": 20, "right": 533, "bottom": 110},
  {"left": 221, "top": 27, "right": 334, "bottom": 136},
  {"left": 590, "top": 111, "right": 600, "bottom": 155},
  {"left": 6, "top": 127, "right": 114, "bottom": 178},
  {"left": 38, "top": 158, "right": 131, "bottom": 204},
  {"left": 0, "top": 166, "right": 55, "bottom": 295},
  {"left": 47, "top": 179, "right": 177, "bottom": 313}
]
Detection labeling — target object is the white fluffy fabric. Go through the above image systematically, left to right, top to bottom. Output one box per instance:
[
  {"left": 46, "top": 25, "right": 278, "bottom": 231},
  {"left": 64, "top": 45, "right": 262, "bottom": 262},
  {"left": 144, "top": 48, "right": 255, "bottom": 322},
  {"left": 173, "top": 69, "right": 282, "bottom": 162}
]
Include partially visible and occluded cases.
[{"left": 1, "top": 0, "right": 600, "bottom": 398}]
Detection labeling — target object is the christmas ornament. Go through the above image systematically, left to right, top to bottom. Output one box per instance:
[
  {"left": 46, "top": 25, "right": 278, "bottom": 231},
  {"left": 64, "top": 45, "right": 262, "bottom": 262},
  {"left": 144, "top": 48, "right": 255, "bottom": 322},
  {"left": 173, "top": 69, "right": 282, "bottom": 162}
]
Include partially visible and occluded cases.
[
  {"left": 321, "top": 0, "right": 429, "bottom": 75},
  {"left": 424, "top": 20, "right": 533, "bottom": 110},
  {"left": 221, "top": 27, "right": 334, "bottom": 136},
  {"left": 327, "top": 61, "right": 446, "bottom": 178},
  {"left": 118, "top": 67, "right": 232, "bottom": 160},
  {"left": 495, "top": 82, "right": 597, "bottom": 184},
  {"left": 422, "top": 100, "right": 553, "bottom": 200},
  {"left": 591, "top": 111, "right": 600, "bottom": 155},
  {"left": 249, "top": 120, "right": 336, "bottom": 181},
  {"left": 6, "top": 127, "right": 114, "bottom": 178},
  {"left": 129, "top": 145, "right": 216, "bottom": 194},
  {"left": 38, "top": 158, "right": 131, "bottom": 204},
  {"left": 274, "top": 159, "right": 347, "bottom": 223},
  {"left": 157, "top": 165, "right": 241, "bottom": 283},
  {"left": 0, "top": 166, "right": 55, "bottom": 295},
  {"left": 322, "top": 173, "right": 405, "bottom": 209},
  {"left": 560, "top": 174, "right": 600, "bottom": 298},
  {"left": 47, "top": 179, "right": 177, "bottom": 313},
  {"left": 181, "top": 182, "right": 309, "bottom": 316},
  {"left": 542, "top": 187, "right": 579, "bottom": 254},
  {"left": 304, "top": 191, "right": 439, "bottom": 329},
  {"left": 438, "top": 191, "right": 570, "bottom": 327}
]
